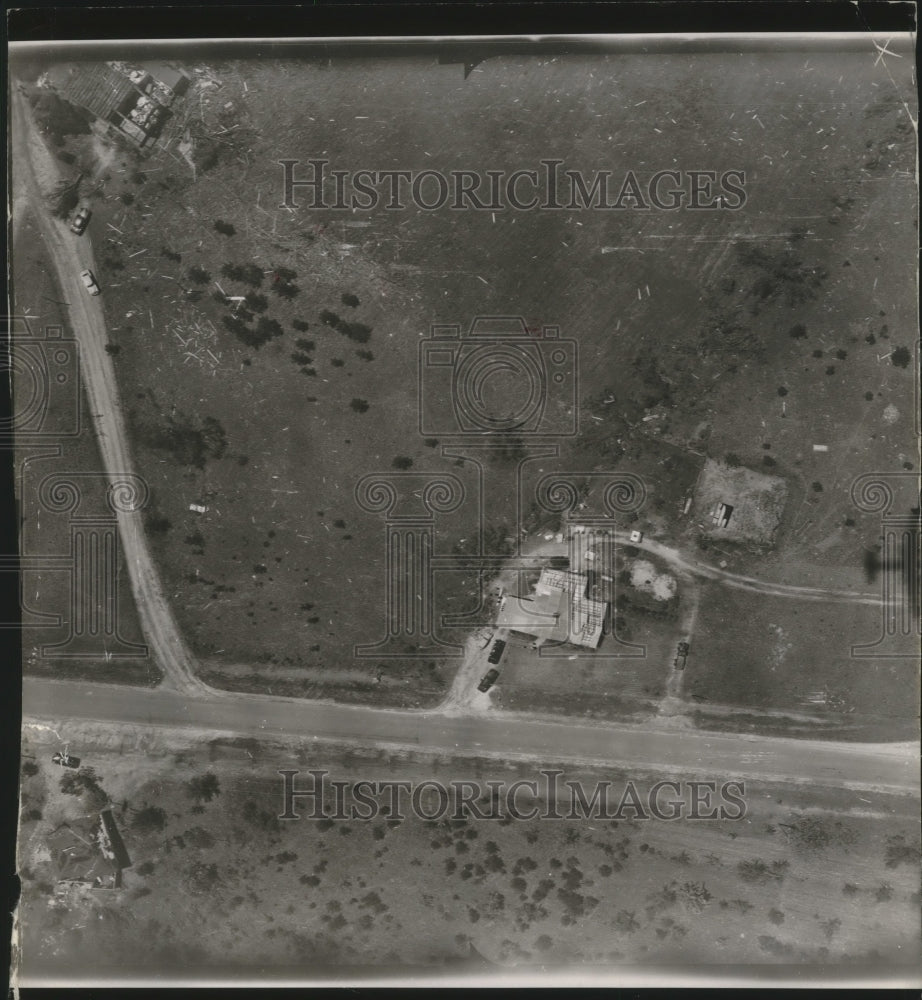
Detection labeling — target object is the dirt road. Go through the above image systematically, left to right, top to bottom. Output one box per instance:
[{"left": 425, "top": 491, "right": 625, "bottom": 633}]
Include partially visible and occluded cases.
[{"left": 11, "top": 91, "right": 209, "bottom": 697}]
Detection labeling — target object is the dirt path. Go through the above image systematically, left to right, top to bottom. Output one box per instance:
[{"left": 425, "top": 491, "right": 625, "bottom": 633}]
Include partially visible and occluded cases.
[
  {"left": 12, "top": 90, "right": 211, "bottom": 698},
  {"left": 621, "top": 532, "right": 882, "bottom": 606}
]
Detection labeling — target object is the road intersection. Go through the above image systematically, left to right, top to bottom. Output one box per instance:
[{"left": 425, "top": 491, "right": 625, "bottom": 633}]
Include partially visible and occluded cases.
[{"left": 13, "top": 89, "right": 917, "bottom": 801}]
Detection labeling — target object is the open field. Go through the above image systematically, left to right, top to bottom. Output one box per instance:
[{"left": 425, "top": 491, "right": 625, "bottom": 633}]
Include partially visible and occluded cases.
[
  {"left": 12, "top": 45, "right": 918, "bottom": 728},
  {"left": 685, "top": 585, "right": 919, "bottom": 741},
  {"left": 16, "top": 725, "right": 921, "bottom": 977}
]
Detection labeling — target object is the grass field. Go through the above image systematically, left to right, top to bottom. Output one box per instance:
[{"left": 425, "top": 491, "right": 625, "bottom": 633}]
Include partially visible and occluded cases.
[
  {"left": 19, "top": 46, "right": 917, "bottom": 720},
  {"left": 685, "top": 585, "right": 920, "bottom": 740},
  {"left": 17, "top": 728, "right": 921, "bottom": 974}
]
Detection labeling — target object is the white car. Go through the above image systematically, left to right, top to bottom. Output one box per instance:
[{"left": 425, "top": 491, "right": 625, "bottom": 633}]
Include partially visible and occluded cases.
[
  {"left": 70, "top": 205, "right": 91, "bottom": 235},
  {"left": 80, "top": 269, "right": 101, "bottom": 295}
]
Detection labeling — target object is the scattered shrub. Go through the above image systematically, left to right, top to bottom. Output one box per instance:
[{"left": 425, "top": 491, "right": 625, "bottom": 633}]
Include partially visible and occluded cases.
[
  {"left": 221, "top": 262, "right": 264, "bottom": 287},
  {"left": 891, "top": 346, "right": 911, "bottom": 369},
  {"left": 187, "top": 772, "right": 221, "bottom": 803},
  {"left": 133, "top": 805, "right": 168, "bottom": 832}
]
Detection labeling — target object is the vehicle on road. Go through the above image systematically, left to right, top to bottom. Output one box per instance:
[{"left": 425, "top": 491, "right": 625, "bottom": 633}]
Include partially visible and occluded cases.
[
  {"left": 70, "top": 205, "right": 91, "bottom": 235},
  {"left": 80, "top": 269, "right": 101, "bottom": 295},
  {"left": 487, "top": 639, "right": 506, "bottom": 664},
  {"left": 674, "top": 640, "right": 690, "bottom": 669},
  {"left": 478, "top": 668, "right": 500, "bottom": 693},
  {"left": 52, "top": 748, "right": 80, "bottom": 769}
]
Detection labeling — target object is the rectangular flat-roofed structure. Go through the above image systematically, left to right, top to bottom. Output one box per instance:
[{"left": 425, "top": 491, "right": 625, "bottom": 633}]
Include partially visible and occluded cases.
[{"left": 496, "top": 568, "right": 608, "bottom": 648}]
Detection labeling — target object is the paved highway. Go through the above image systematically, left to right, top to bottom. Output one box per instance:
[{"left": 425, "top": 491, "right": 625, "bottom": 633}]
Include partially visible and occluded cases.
[{"left": 23, "top": 677, "right": 920, "bottom": 795}]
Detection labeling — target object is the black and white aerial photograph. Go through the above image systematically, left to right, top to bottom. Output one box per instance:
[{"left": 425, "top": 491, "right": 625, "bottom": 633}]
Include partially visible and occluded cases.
[{"left": 6, "top": 5, "right": 920, "bottom": 988}]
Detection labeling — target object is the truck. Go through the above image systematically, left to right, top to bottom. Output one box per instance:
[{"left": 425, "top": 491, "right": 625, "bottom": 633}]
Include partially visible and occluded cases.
[{"left": 673, "top": 641, "right": 690, "bottom": 670}]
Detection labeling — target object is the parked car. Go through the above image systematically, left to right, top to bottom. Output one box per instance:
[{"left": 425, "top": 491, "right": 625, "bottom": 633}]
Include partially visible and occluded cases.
[
  {"left": 70, "top": 205, "right": 91, "bottom": 235},
  {"left": 80, "top": 269, "right": 101, "bottom": 295},
  {"left": 487, "top": 639, "right": 506, "bottom": 665},
  {"left": 674, "top": 641, "right": 690, "bottom": 669},
  {"left": 477, "top": 668, "right": 500, "bottom": 693},
  {"left": 52, "top": 751, "right": 81, "bottom": 769}
]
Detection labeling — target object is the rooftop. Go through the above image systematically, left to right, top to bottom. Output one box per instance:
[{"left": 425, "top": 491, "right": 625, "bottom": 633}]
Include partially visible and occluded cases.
[
  {"left": 55, "top": 63, "right": 138, "bottom": 121},
  {"left": 496, "top": 568, "right": 608, "bottom": 648}
]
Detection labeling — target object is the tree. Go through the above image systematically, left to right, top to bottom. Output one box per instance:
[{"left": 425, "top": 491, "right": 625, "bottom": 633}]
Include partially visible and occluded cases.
[
  {"left": 30, "top": 91, "right": 92, "bottom": 138},
  {"left": 46, "top": 175, "right": 81, "bottom": 220},
  {"left": 214, "top": 220, "right": 236, "bottom": 236},
  {"left": 221, "top": 262, "right": 264, "bottom": 287},
  {"left": 891, "top": 346, "right": 911, "bottom": 369},
  {"left": 392, "top": 456, "right": 413, "bottom": 470},
  {"left": 187, "top": 772, "right": 220, "bottom": 803},
  {"left": 133, "top": 805, "right": 168, "bottom": 832},
  {"left": 884, "top": 834, "right": 920, "bottom": 868}
]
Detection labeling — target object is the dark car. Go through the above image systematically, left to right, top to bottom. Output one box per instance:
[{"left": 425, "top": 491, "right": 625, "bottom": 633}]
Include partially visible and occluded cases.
[
  {"left": 70, "top": 206, "right": 91, "bottom": 235},
  {"left": 487, "top": 639, "right": 506, "bottom": 665},
  {"left": 674, "top": 641, "right": 690, "bottom": 669},
  {"left": 477, "top": 668, "right": 500, "bottom": 693},
  {"left": 52, "top": 751, "right": 81, "bottom": 769}
]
